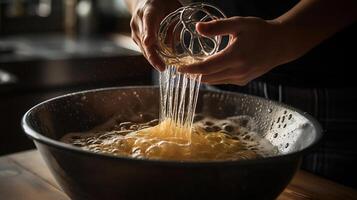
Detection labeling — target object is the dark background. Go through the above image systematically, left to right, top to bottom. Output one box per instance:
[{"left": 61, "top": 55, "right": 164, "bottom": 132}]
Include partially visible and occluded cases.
[{"left": 0, "top": 0, "right": 154, "bottom": 155}]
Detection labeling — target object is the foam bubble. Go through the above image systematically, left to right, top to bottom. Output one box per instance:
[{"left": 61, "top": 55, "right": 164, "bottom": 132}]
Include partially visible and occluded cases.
[{"left": 61, "top": 115, "right": 278, "bottom": 161}]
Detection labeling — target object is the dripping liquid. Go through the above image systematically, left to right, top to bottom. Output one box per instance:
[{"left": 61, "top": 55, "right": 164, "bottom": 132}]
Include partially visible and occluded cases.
[
  {"left": 61, "top": 64, "right": 278, "bottom": 161},
  {"left": 159, "top": 65, "right": 202, "bottom": 141}
]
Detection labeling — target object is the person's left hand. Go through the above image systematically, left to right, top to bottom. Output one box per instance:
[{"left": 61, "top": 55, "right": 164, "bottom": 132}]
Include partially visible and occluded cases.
[{"left": 178, "top": 16, "right": 292, "bottom": 86}]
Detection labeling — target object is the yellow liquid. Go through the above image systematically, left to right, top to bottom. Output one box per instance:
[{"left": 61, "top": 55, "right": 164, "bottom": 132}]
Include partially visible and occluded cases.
[
  {"left": 61, "top": 58, "right": 277, "bottom": 161},
  {"left": 62, "top": 116, "right": 276, "bottom": 161}
]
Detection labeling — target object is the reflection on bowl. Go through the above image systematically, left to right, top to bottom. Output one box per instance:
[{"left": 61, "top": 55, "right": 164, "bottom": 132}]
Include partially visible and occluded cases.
[{"left": 22, "top": 86, "right": 322, "bottom": 200}]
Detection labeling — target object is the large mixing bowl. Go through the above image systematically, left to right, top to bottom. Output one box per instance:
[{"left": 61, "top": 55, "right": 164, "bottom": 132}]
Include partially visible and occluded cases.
[{"left": 22, "top": 86, "right": 322, "bottom": 200}]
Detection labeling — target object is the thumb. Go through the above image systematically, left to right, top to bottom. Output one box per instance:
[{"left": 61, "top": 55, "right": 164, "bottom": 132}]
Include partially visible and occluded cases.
[{"left": 196, "top": 17, "right": 240, "bottom": 36}]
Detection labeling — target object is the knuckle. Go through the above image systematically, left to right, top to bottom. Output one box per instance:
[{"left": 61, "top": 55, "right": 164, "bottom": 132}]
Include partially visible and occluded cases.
[
  {"left": 136, "top": 8, "right": 144, "bottom": 17},
  {"left": 143, "top": 9, "right": 153, "bottom": 18},
  {"left": 232, "top": 16, "right": 243, "bottom": 23},
  {"left": 232, "top": 16, "right": 241, "bottom": 21},
  {"left": 130, "top": 18, "right": 136, "bottom": 29},
  {"left": 209, "top": 20, "right": 220, "bottom": 26},
  {"left": 142, "top": 35, "right": 152, "bottom": 46},
  {"left": 147, "top": 53, "right": 156, "bottom": 61}
]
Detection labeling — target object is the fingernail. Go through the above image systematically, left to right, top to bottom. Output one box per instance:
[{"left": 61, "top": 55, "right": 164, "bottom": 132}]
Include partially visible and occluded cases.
[{"left": 196, "top": 22, "right": 206, "bottom": 28}]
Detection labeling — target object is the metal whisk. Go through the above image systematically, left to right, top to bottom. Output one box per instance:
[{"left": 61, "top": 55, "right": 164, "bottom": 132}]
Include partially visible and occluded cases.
[{"left": 157, "top": 3, "right": 228, "bottom": 65}]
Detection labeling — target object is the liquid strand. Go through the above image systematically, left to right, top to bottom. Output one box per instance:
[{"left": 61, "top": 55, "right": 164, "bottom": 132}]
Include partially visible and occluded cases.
[{"left": 159, "top": 65, "right": 202, "bottom": 141}]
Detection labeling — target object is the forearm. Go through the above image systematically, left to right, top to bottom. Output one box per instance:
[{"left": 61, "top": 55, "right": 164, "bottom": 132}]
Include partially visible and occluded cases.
[
  {"left": 123, "top": 0, "right": 140, "bottom": 14},
  {"left": 274, "top": 0, "right": 357, "bottom": 61}
]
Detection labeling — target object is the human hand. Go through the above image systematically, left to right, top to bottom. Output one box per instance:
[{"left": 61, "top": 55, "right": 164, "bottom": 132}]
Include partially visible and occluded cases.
[
  {"left": 129, "top": 0, "right": 182, "bottom": 71},
  {"left": 178, "top": 17, "right": 292, "bottom": 86}
]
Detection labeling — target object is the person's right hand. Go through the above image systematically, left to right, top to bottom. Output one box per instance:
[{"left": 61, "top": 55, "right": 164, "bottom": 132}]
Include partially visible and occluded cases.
[{"left": 128, "top": 0, "right": 182, "bottom": 71}]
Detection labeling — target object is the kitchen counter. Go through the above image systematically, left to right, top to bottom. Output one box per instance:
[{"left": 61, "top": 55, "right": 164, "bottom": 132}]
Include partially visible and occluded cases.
[
  {"left": 0, "top": 34, "right": 154, "bottom": 155},
  {"left": 0, "top": 34, "right": 139, "bottom": 63},
  {"left": 0, "top": 34, "right": 146, "bottom": 92},
  {"left": 0, "top": 150, "right": 357, "bottom": 200}
]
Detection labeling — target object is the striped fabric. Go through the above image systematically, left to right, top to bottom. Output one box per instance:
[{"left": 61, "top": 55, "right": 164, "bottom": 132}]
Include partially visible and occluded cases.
[{"left": 207, "top": 82, "right": 357, "bottom": 188}]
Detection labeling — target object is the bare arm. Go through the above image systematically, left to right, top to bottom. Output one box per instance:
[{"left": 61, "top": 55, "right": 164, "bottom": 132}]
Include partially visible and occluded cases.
[
  {"left": 178, "top": 0, "right": 357, "bottom": 85},
  {"left": 276, "top": 0, "right": 357, "bottom": 62}
]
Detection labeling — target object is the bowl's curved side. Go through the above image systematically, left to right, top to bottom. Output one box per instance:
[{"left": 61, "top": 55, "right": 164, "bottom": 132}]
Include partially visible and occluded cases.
[
  {"left": 21, "top": 86, "right": 322, "bottom": 200},
  {"left": 22, "top": 86, "right": 322, "bottom": 158},
  {"left": 197, "top": 90, "right": 323, "bottom": 155},
  {"left": 34, "top": 140, "right": 301, "bottom": 200}
]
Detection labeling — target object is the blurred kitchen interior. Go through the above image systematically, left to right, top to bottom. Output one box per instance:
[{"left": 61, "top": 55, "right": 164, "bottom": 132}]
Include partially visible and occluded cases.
[{"left": 0, "top": 0, "right": 153, "bottom": 155}]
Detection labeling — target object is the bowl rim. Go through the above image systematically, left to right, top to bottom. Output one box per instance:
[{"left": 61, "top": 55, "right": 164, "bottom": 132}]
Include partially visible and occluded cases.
[{"left": 22, "top": 85, "right": 323, "bottom": 166}]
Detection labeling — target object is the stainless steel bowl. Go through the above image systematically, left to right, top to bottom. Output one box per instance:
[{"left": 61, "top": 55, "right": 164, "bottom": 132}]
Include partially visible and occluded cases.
[{"left": 22, "top": 86, "right": 322, "bottom": 200}]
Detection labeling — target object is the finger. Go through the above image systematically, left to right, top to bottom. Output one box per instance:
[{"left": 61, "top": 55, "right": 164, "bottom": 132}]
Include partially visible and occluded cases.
[
  {"left": 141, "top": 9, "right": 161, "bottom": 46},
  {"left": 141, "top": 10, "right": 166, "bottom": 70},
  {"left": 131, "top": 15, "right": 162, "bottom": 71},
  {"left": 130, "top": 16, "right": 144, "bottom": 51},
  {"left": 196, "top": 17, "right": 242, "bottom": 37},
  {"left": 133, "top": 31, "right": 161, "bottom": 71},
  {"left": 132, "top": 33, "right": 144, "bottom": 55},
  {"left": 146, "top": 44, "right": 166, "bottom": 71},
  {"left": 178, "top": 46, "right": 234, "bottom": 75},
  {"left": 201, "top": 69, "right": 242, "bottom": 83},
  {"left": 204, "top": 69, "right": 254, "bottom": 86},
  {"left": 228, "top": 71, "right": 255, "bottom": 86},
  {"left": 208, "top": 78, "right": 249, "bottom": 86},
  {"left": 229, "top": 78, "right": 251, "bottom": 86},
  {"left": 207, "top": 79, "right": 231, "bottom": 85}
]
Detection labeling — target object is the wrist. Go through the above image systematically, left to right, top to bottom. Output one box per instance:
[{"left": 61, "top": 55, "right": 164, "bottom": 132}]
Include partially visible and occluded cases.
[
  {"left": 267, "top": 18, "right": 307, "bottom": 66},
  {"left": 263, "top": 19, "right": 293, "bottom": 67}
]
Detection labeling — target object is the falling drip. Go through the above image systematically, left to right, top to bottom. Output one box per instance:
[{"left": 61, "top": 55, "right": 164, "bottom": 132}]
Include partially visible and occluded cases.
[
  {"left": 157, "top": 3, "right": 229, "bottom": 142},
  {"left": 159, "top": 66, "right": 202, "bottom": 141}
]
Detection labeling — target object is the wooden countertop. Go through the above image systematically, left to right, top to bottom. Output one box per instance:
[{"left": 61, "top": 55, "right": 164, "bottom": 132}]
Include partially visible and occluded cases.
[{"left": 1, "top": 150, "right": 357, "bottom": 200}]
